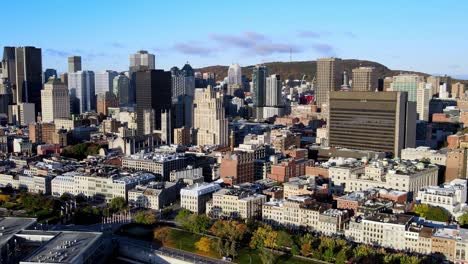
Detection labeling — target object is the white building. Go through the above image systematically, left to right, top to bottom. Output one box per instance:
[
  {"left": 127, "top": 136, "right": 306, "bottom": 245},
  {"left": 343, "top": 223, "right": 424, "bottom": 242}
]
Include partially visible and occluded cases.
[
  {"left": 130, "top": 50, "right": 155, "bottom": 69},
  {"left": 227, "top": 63, "right": 242, "bottom": 86},
  {"left": 94, "top": 70, "right": 118, "bottom": 96},
  {"left": 68, "top": 71, "right": 95, "bottom": 113},
  {"left": 41, "top": 77, "right": 70, "bottom": 122},
  {"left": 416, "top": 82, "right": 432, "bottom": 121},
  {"left": 193, "top": 86, "right": 228, "bottom": 147},
  {"left": 401, "top": 147, "right": 447, "bottom": 166},
  {"left": 122, "top": 152, "right": 186, "bottom": 181},
  {"left": 169, "top": 166, "right": 204, "bottom": 185},
  {"left": 0, "top": 173, "right": 52, "bottom": 194},
  {"left": 417, "top": 179, "right": 467, "bottom": 216},
  {"left": 128, "top": 181, "right": 184, "bottom": 210},
  {"left": 180, "top": 182, "right": 221, "bottom": 214},
  {"left": 206, "top": 188, "right": 267, "bottom": 219}
]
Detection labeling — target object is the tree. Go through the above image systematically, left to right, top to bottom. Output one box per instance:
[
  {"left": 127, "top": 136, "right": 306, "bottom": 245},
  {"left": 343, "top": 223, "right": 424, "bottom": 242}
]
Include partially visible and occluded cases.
[
  {"left": 109, "top": 197, "right": 126, "bottom": 212},
  {"left": 414, "top": 204, "right": 450, "bottom": 222},
  {"left": 176, "top": 209, "right": 191, "bottom": 228},
  {"left": 134, "top": 211, "right": 157, "bottom": 225},
  {"left": 459, "top": 213, "right": 468, "bottom": 226},
  {"left": 191, "top": 214, "right": 211, "bottom": 233},
  {"left": 210, "top": 220, "right": 248, "bottom": 241},
  {"left": 249, "top": 225, "right": 278, "bottom": 249},
  {"left": 153, "top": 227, "right": 170, "bottom": 244},
  {"left": 276, "top": 230, "right": 293, "bottom": 249},
  {"left": 195, "top": 237, "right": 212, "bottom": 253},
  {"left": 215, "top": 239, "right": 225, "bottom": 256},
  {"left": 229, "top": 241, "right": 238, "bottom": 258},
  {"left": 300, "top": 241, "right": 312, "bottom": 256},
  {"left": 291, "top": 244, "right": 300, "bottom": 255},
  {"left": 353, "top": 244, "right": 374, "bottom": 259},
  {"left": 335, "top": 246, "right": 351, "bottom": 264},
  {"left": 322, "top": 247, "right": 335, "bottom": 262},
  {"left": 259, "top": 249, "right": 276, "bottom": 264},
  {"left": 400, "top": 255, "right": 420, "bottom": 264}
]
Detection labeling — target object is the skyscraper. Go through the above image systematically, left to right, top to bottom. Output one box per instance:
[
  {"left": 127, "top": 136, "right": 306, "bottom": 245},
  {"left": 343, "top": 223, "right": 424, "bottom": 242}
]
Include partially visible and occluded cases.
[
  {"left": 14, "top": 46, "right": 43, "bottom": 115},
  {"left": 0, "top": 47, "right": 14, "bottom": 115},
  {"left": 129, "top": 50, "right": 156, "bottom": 106},
  {"left": 130, "top": 50, "right": 155, "bottom": 69},
  {"left": 68, "top": 56, "right": 82, "bottom": 73},
  {"left": 316, "top": 57, "right": 342, "bottom": 109},
  {"left": 171, "top": 63, "right": 195, "bottom": 98},
  {"left": 171, "top": 63, "right": 195, "bottom": 128},
  {"left": 228, "top": 63, "right": 242, "bottom": 85},
  {"left": 252, "top": 65, "right": 268, "bottom": 107},
  {"left": 352, "top": 67, "right": 378, "bottom": 91},
  {"left": 43, "top": 68, "right": 57, "bottom": 84},
  {"left": 135, "top": 69, "right": 171, "bottom": 135},
  {"left": 95, "top": 70, "right": 118, "bottom": 95},
  {"left": 68, "top": 71, "right": 95, "bottom": 113},
  {"left": 113, "top": 73, "right": 131, "bottom": 106},
  {"left": 265, "top": 74, "right": 282, "bottom": 107},
  {"left": 390, "top": 74, "right": 424, "bottom": 102},
  {"left": 41, "top": 77, "right": 70, "bottom": 122},
  {"left": 452, "top": 82, "right": 465, "bottom": 99},
  {"left": 416, "top": 83, "right": 432, "bottom": 121},
  {"left": 193, "top": 85, "right": 228, "bottom": 147},
  {"left": 328, "top": 91, "right": 416, "bottom": 157},
  {"left": 96, "top": 92, "right": 119, "bottom": 116}
]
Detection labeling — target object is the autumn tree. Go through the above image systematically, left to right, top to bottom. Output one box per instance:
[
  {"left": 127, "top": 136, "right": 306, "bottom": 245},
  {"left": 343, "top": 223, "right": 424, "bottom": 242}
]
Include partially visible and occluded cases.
[
  {"left": 134, "top": 211, "right": 157, "bottom": 225},
  {"left": 210, "top": 220, "right": 248, "bottom": 241},
  {"left": 249, "top": 225, "right": 278, "bottom": 249},
  {"left": 153, "top": 227, "right": 170, "bottom": 244},
  {"left": 195, "top": 237, "right": 212, "bottom": 253},
  {"left": 301, "top": 241, "right": 312, "bottom": 256},
  {"left": 259, "top": 249, "right": 276, "bottom": 264}
]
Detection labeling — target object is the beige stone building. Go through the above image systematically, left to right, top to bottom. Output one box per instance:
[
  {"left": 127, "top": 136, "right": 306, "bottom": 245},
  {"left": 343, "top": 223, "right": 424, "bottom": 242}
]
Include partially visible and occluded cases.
[
  {"left": 316, "top": 57, "right": 342, "bottom": 109},
  {"left": 351, "top": 67, "right": 378, "bottom": 91},
  {"left": 40, "top": 77, "right": 70, "bottom": 123},
  {"left": 193, "top": 86, "right": 228, "bottom": 147},
  {"left": 180, "top": 182, "right": 221, "bottom": 214},
  {"left": 206, "top": 189, "right": 266, "bottom": 219}
]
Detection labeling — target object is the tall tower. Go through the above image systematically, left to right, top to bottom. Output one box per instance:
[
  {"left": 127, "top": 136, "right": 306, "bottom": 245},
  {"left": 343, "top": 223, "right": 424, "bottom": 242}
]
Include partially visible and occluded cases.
[
  {"left": 14, "top": 46, "right": 43, "bottom": 115},
  {"left": 68, "top": 56, "right": 82, "bottom": 73},
  {"left": 316, "top": 57, "right": 342, "bottom": 109},
  {"left": 171, "top": 63, "right": 195, "bottom": 128},
  {"left": 228, "top": 64, "right": 242, "bottom": 85},
  {"left": 252, "top": 65, "right": 268, "bottom": 107},
  {"left": 352, "top": 67, "right": 378, "bottom": 91},
  {"left": 135, "top": 69, "right": 172, "bottom": 136},
  {"left": 95, "top": 70, "right": 118, "bottom": 95},
  {"left": 68, "top": 71, "right": 95, "bottom": 113},
  {"left": 113, "top": 73, "right": 131, "bottom": 106},
  {"left": 265, "top": 74, "right": 282, "bottom": 107},
  {"left": 391, "top": 74, "right": 424, "bottom": 102},
  {"left": 41, "top": 77, "right": 70, "bottom": 122},
  {"left": 193, "top": 85, "right": 228, "bottom": 147}
]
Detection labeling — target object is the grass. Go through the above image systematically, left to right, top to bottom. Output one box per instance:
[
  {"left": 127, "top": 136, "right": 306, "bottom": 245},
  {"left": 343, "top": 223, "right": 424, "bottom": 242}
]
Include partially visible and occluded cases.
[{"left": 234, "top": 247, "right": 322, "bottom": 264}]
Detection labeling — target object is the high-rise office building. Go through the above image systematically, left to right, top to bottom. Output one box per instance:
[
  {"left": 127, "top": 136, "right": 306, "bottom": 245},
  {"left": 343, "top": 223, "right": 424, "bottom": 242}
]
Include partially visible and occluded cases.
[
  {"left": 13, "top": 46, "right": 43, "bottom": 115},
  {"left": 0, "top": 48, "right": 14, "bottom": 115},
  {"left": 130, "top": 50, "right": 155, "bottom": 69},
  {"left": 68, "top": 56, "right": 82, "bottom": 73},
  {"left": 316, "top": 57, "right": 342, "bottom": 109},
  {"left": 171, "top": 63, "right": 195, "bottom": 98},
  {"left": 171, "top": 63, "right": 195, "bottom": 128},
  {"left": 228, "top": 63, "right": 242, "bottom": 85},
  {"left": 252, "top": 65, "right": 268, "bottom": 107},
  {"left": 352, "top": 67, "right": 378, "bottom": 91},
  {"left": 43, "top": 68, "right": 57, "bottom": 84},
  {"left": 135, "top": 69, "right": 171, "bottom": 135},
  {"left": 95, "top": 70, "right": 118, "bottom": 95},
  {"left": 68, "top": 71, "right": 95, "bottom": 113},
  {"left": 113, "top": 73, "right": 131, "bottom": 106},
  {"left": 265, "top": 74, "right": 282, "bottom": 107},
  {"left": 390, "top": 74, "right": 424, "bottom": 102},
  {"left": 41, "top": 77, "right": 70, "bottom": 122},
  {"left": 452, "top": 82, "right": 465, "bottom": 99},
  {"left": 416, "top": 83, "right": 432, "bottom": 122},
  {"left": 193, "top": 85, "right": 228, "bottom": 147},
  {"left": 328, "top": 91, "right": 416, "bottom": 157},
  {"left": 96, "top": 92, "right": 119, "bottom": 116}
]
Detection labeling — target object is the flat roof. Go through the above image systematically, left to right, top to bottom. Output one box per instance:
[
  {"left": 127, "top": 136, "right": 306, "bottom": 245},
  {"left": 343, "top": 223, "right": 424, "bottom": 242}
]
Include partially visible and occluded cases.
[
  {"left": 0, "top": 217, "right": 36, "bottom": 246},
  {"left": 22, "top": 231, "right": 102, "bottom": 264}
]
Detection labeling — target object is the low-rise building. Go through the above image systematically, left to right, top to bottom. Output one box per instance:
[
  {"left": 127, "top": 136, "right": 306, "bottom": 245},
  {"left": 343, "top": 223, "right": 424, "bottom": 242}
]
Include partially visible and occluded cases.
[
  {"left": 401, "top": 147, "right": 447, "bottom": 166},
  {"left": 122, "top": 152, "right": 186, "bottom": 180},
  {"left": 169, "top": 166, "right": 204, "bottom": 185},
  {"left": 0, "top": 173, "right": 52, "bottom": 194},
  {"left": 416, "top": 179, "right": 467, "bottom": 216},
  {"left": 128, "top": 181, "right": 185, "bottom": 210},
  {"left": 180, "top": 182, "right": 221, "bottom": 214},
  {"left": 206, "top": 188, "right": 266, "bottom": 219}
]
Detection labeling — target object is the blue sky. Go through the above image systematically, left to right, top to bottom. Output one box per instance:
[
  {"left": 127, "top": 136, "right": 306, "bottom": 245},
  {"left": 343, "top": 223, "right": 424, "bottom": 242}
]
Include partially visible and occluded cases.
[{"left": 3, "top": 0, "right": 467, "bottom": 78}]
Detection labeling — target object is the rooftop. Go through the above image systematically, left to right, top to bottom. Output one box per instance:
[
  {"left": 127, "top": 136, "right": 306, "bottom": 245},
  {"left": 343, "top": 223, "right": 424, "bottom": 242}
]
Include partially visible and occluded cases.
[
  {"left": 364, "top": 213, "right": 413, "bottom": 225},
  {"left": 0, "top": 217, "right": 36, "bottom": 246},
  {"left": 22, "top": 231, "right": 102, "bottom": 264}
]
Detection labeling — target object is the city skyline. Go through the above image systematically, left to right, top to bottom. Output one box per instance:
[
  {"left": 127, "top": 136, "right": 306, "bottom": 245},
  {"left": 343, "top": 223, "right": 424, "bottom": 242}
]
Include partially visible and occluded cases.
[{"left": 2, "top": 0, "right": 467, "bottom": 78}]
